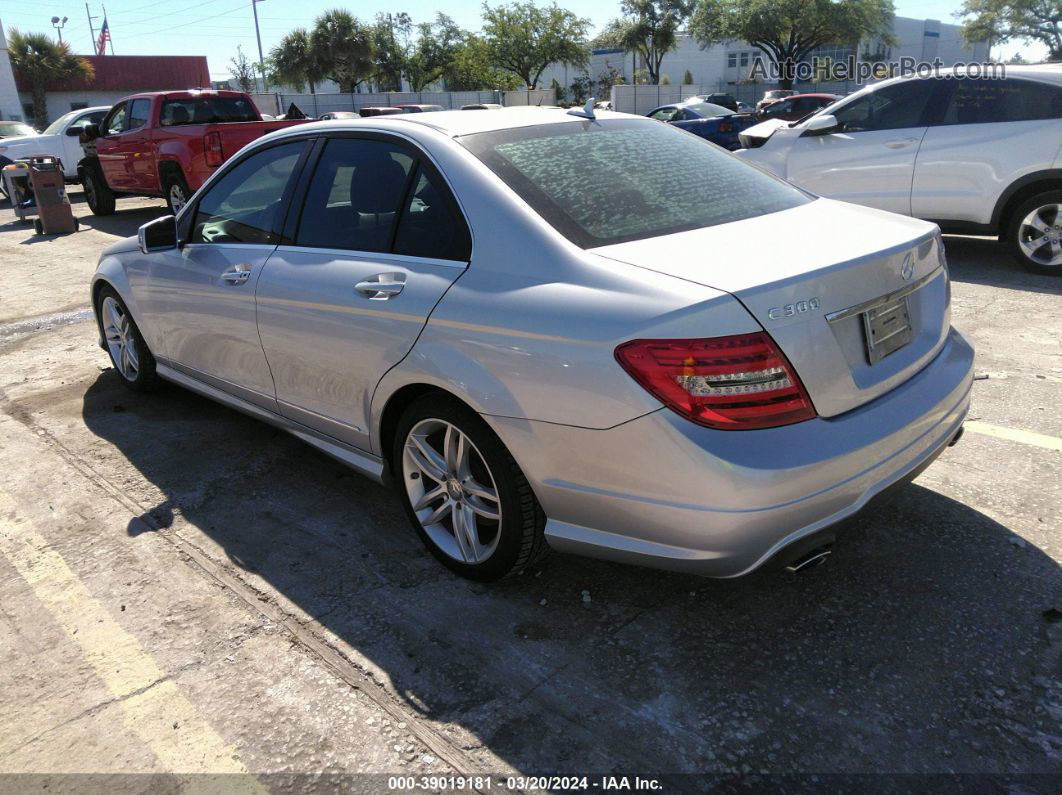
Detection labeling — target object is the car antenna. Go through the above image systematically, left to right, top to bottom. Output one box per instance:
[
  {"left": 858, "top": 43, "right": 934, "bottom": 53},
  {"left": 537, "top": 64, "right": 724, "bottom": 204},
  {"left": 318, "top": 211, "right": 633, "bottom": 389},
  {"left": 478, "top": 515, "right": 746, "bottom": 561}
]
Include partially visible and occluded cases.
[{"left": 567, "top": 97, "right": 595, "bottom": 120}]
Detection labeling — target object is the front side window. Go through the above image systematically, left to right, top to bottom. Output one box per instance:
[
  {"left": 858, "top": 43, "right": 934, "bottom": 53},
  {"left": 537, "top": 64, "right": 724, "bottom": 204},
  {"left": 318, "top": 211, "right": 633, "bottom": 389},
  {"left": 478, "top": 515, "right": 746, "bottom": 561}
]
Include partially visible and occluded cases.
[
  {"left": 941, "top": 78, "right": 1062, "bottom": 125},
  {"left": 832, "top": 80, "right": 937, "bottom": 133},
  {"left": 127, "top": 99, "right": 151, "bottom": 130},
  {"left": 103, "top": 103, "right": 127, "bottom": 136},
  {"left": 461, "top": 119, "right": 810, "bottom": 248},
  {"left": 296, "top": 138, "right": 414, "bottom": 252},
  {"left": 190, "top": 140, "right": 306, "bottom": 245}
]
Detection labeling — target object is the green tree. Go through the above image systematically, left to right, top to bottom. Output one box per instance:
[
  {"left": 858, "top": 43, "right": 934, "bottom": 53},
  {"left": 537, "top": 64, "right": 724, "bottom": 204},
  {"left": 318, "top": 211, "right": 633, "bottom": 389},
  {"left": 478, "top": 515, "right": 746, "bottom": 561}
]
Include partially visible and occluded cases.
[
  {"left": 595, "top": 0, "right": 691, "bottom": 84},
  {"left": 690, "top": 0, "right": 896, "bottom": 89},
  {"left": 957, "top": 0, "right": 1061, "bottom": 61},
  {"left": 482, "top": 2, "right": 591, "bottom": 88},
  {"left": 311, "top": 9, "right": 375, "bottom": 92},
  {"left": 371, "top": 12, "right": 413, "bottom": 91},
  {"left": 406, "top": 14, "right": 464, "bottom": 91},
  {"left": 268, "top": 28, "right": 323, "bottom": 93},
  {"left": 7, "top": 29, "right": 94, "bottom": 126},
  {"left": 445, "top": 34, "right": 522, "bottom": 90},
  {"left": 229, "top": 45, "right": 257, "bottom": 93},
  {"left": 682, "top": 67, "right": 694, "bottom": 83}
]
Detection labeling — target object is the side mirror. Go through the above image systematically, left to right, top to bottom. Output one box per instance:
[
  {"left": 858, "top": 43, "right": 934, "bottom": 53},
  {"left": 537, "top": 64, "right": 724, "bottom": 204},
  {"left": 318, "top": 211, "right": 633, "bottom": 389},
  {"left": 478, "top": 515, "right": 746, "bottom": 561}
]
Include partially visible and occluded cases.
[
  {"left": 803, "top": 114, "right": 839, "bottom": 136},
  {"left": 81, "top": 123, "right": 100, "bottom": 140},
  {"left": 65, "top": 126, "right": 84, "bottom": 137},
  {"left": 138, "top": 215, "right": 178, "bottom": 254}
]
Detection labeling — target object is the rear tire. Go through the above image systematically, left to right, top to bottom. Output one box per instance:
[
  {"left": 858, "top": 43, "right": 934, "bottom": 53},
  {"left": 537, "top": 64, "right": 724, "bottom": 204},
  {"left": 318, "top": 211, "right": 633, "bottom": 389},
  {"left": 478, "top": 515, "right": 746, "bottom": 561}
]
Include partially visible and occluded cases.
[
  {"left": 81, "top": 164, "right": 115, "bottom": 216},
  {"left": 162, "top": 169, "right": 191, "bottom": 215},
  {"left": 1007, "top": 190, "right": 1062, "bottom": 275},
  {"left": 96, "top": 285, "right": 158, "bottom": 392},
  {"left": 392, "top": 393, "right": 548, "bottom": 581}
]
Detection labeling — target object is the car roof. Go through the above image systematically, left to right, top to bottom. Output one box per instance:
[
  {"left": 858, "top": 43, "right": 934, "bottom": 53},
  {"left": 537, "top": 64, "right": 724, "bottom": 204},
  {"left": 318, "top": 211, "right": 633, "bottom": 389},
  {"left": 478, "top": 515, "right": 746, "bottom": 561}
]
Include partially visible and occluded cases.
[{"left": 340, "top": 106, "right": 637, "bottom": 137}]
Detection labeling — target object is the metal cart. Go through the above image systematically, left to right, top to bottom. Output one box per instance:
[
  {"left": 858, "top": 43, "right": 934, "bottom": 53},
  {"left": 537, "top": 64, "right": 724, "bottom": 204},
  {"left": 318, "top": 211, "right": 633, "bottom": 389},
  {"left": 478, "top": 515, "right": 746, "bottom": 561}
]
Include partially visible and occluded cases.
[{"left": 2, "top": 156, "right": 79, "bottom": 234}]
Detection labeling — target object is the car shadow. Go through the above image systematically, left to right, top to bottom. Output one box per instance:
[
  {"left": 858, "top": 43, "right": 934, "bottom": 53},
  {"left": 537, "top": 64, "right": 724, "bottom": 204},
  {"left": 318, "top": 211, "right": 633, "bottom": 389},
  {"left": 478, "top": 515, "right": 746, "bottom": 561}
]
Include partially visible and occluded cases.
[
  {"left": 943, "top": 235, "right": 1062, "bottom": 296},
  {"left": 79, "top": 371, "right": 1061, "bottom": 775}
]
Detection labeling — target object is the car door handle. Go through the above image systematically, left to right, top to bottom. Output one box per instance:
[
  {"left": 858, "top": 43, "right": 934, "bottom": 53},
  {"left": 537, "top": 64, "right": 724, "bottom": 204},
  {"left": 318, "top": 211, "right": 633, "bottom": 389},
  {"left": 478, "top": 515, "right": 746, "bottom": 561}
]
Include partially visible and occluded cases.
[
  {"left": 884, "top": 137, "right": 919, "bottom": 149},
  {"left": 220, "top": 264, "right": 252, "bottom": 285},
  {"left": 355, "top": 273, "right": 405, "bottom": 300}
]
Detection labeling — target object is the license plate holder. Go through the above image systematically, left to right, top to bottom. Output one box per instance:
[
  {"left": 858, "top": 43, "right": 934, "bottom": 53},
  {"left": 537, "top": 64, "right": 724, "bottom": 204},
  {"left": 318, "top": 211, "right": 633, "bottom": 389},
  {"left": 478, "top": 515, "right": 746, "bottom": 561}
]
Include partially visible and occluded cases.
[{"left": 862, "top": 296, "right": 912, "bottom": 364}]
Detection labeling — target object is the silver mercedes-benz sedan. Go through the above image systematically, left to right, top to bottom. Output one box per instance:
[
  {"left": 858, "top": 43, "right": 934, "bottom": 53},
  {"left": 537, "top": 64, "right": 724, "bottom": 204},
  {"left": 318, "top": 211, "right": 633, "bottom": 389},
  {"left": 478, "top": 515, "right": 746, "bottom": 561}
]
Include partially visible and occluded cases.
[{"left": 92, "top": 107, "right": 973, "bottom": 581}]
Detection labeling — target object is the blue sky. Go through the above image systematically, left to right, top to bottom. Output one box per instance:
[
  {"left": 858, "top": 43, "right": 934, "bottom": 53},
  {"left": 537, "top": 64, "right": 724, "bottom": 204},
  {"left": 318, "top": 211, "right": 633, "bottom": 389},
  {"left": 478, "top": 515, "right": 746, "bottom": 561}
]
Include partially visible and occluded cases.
[{"left": 1, "top": 0, "right": 1049, "bottom": 81}]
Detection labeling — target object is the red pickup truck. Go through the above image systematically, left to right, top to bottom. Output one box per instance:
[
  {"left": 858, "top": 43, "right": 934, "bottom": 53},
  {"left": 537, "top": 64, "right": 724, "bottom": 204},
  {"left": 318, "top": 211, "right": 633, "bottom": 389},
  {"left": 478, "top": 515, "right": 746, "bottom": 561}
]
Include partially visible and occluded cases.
[{"left": 78, "top": 90, "right": 307, "bottom": 215}]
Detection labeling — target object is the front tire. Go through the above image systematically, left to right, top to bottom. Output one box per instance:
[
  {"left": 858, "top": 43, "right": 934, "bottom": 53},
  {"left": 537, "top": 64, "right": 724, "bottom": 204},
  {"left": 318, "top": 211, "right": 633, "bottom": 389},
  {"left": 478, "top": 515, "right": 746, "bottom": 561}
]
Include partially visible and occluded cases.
[
  {"left": 81, "top": 164, "right": 115, "bottom": 216},
  {"left": 1008, "top": 191, "right": 1062, "bottom": 275},
  {"left": 96, "top": 286, "right": 158, "bottom": 392},
  {"left": 392, "top": 394, "right": 547, "bottom": 581}
]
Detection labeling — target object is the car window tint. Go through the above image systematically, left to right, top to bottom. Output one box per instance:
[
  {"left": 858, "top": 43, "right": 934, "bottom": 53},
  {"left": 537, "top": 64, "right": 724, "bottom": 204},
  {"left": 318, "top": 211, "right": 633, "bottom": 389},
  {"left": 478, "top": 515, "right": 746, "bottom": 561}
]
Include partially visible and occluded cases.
[
  {"left": 941, "top": 78, "right": 1062, "bottom": 124},
  {"left": 834, "top": 80, "right": 936, "bottom": 132},
  {"left": 161, "top": 97, "right": 257, "bottom": 126},
  {"left": 127, "top": 99, "right": 150, "bottom": 130},
  {"left": 686, "top": 102, "right": 732, "bottom": 118},
  {"left": 104, "top": 104, "right": 126, "bottom": 135},
  {"left": 650, "top": 108, "right": 678, "bottom": 121},
  {"left": 73, "top": 111, "right": 105, "bottom": 130},
  {"left": 462, "top": 118, "right": 810, "bottom": 248},
  {"left": 295, "top": 138, "right": 414, "bottom": 252},
  {"left": 190, "top": 141, "right": 305, "bottom": 245},
  {"left": 393, "top": 165, "right": 470, "bottom": 260}
]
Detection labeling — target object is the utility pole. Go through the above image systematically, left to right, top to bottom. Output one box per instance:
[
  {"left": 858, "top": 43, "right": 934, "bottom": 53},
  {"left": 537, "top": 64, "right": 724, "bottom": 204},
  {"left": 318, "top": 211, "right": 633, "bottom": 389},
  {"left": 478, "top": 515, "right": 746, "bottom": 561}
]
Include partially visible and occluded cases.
[
  {"left": 251, "top": 0, "right": 267, "bottom": 93},
  {"left": 85, "top": 3, "right": 98, "bottom": 52}
]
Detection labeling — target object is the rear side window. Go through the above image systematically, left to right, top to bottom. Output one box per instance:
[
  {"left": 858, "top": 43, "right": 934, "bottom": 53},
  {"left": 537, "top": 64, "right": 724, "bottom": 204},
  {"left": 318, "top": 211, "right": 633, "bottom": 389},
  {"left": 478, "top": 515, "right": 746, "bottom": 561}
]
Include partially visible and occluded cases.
[
  {"left": 940, "top": 78, "right": 1062, "bottom": 124},
  {"left": 833, "top": 80, "right": 938, "bottom": 132},
  {"left": 160, "top": 96, "right": 257, "bottom": 126},
  {"left": 461, "top": 118, "right": 809, "bottom": 248},
  {"left": 295, "top": 138, "right": 414, "bottom": 252},
  {"left": 190, "top": 141, "right": 306, "bottom": 245},
  {"left": 393, "top": 166, "right": 471, "bottom": 260}
]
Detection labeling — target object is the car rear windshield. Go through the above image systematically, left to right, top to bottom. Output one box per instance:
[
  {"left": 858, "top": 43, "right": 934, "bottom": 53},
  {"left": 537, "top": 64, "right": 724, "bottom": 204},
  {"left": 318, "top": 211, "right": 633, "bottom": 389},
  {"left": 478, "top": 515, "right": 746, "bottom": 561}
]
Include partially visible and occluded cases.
[
  {"left": 160, "top": 96, "right": 258, "bottom": 126},
  {"left": 686, "top": 102, "right": 734, "bottom": 117},
  {"left": 459, "top": 119, "right": 810, "bottom": 248}
]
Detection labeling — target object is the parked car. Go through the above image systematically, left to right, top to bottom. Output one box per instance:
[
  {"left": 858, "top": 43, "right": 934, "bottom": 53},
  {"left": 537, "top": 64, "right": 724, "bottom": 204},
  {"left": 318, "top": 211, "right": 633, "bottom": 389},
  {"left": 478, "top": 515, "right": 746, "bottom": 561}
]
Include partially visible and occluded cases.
[
  {"left": 738, "top": 66, "right": 1062, "bottom": 274},
  {"left": 756, "top": 89, "right": 797, "bottom": 112},
  {"left": 79, "top": 90, "right": 309, "bottom": 215},
  {"left": 685, "top": 93, "right": 739, "bottom": 112},
  {"left": 757, "top": 93, "right": 841, "bottom": 122},
  {"left": 646, "top": 100, "right": 757, "bottom": 150},
  {"left": 736, "top": 101, "right": 755, "bottom": 114},
  {"left": 461, "top": 103, "right": 503, "bottom": 110},
  {"left": 396, "top": 104, "right": 444, "bottom": 113},
  {"left": 0, "top": 107, "right": 109, "bottom": 181},
  {"left": 359, "top": 107, "right": 403, "bottom": 117},
  {"left": 93, "top": 108, "right": 972, "bottom": 581},
  {"left": 319, "top": 111, "right": 359, "bottom": 120},
  {"left": 0, "top": 121, "right": 36, "bottom": 139}
]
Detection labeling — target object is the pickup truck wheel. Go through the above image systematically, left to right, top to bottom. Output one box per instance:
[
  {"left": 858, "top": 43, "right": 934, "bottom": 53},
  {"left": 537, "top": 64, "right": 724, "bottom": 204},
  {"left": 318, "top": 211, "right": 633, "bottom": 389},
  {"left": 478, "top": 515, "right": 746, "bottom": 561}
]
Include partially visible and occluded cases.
[
  {"left": 81, "top": 166, "right": 115, "bottom": 216},
  {"left": 163, "top": 171, "right": 191, "bottom": 215},
  {"left": 1009, "top": 191, "right": 1062, "bottom": 275}
]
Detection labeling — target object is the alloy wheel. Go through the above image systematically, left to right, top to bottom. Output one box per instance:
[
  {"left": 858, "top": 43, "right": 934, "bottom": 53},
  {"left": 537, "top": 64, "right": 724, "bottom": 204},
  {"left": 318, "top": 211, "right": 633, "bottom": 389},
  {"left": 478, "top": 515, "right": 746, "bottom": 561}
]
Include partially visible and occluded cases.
[
  {"left": 169, "top": 183, "right": 187, "bottom": 214},
  {"left": 1017, "top": 203, "right": 1062, "bottom": 268},
  {"left": 101, "top": 296, "right": 140, "bottom": 381},
  {"left": 401, "top": 418, "right": 502, "bottom": 564}
]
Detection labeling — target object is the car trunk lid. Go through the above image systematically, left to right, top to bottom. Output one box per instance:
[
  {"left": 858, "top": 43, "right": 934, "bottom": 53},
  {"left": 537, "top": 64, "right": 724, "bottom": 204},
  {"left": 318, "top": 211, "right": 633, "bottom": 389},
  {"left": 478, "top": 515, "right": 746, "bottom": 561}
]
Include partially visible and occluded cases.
[{"left": 590, "top": 199, "right": 951, "bottom": 418}]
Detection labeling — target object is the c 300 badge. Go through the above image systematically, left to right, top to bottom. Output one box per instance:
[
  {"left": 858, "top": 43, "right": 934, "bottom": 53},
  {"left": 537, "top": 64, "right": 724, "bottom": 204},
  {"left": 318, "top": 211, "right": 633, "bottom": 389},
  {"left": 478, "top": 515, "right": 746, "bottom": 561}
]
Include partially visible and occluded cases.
[{"left": 767, "top": 297, "right": 820, "bottom": 320}]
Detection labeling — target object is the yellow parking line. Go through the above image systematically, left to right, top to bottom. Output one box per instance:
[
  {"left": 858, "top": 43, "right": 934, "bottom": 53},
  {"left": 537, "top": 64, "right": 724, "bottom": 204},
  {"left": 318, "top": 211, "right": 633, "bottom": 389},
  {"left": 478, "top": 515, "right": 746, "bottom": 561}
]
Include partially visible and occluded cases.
[
  {"left": 964, "top": 420, "right": 1062, "bottom": 453},
  {"left": 0, "top": 492, "right": 259, "bottom": 783}
]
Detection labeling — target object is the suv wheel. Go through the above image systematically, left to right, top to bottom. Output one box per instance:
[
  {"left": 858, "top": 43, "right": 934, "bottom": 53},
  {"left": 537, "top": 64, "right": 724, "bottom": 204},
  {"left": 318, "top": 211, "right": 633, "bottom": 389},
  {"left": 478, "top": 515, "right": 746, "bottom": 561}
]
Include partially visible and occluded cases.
[
  {"left": 81, "top": 165, "right": 115, "bottom": 216},
  {"left": 1008, "top": 191, "right": 1062, "bottom": 275},
  {"left": 393, "top": 394, "right": 548, "bottom": 581}
]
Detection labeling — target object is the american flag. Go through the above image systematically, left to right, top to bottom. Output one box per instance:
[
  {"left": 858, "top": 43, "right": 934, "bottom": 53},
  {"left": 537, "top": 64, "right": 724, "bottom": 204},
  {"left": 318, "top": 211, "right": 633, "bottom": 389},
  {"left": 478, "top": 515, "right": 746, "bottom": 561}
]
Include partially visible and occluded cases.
[{"left": 96, "top": 18, "right": 110, "bottom": 56}]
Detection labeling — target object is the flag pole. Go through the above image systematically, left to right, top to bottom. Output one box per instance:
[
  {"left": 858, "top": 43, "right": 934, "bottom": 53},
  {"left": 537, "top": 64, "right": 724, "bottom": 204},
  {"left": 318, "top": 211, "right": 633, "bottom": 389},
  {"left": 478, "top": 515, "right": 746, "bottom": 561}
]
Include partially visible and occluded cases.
[
  {"left": 85, "top": 3, "right": 97, "bottom": 54},
  {"left": 102, "top": 4, "right": 114, "bottom": 54}
]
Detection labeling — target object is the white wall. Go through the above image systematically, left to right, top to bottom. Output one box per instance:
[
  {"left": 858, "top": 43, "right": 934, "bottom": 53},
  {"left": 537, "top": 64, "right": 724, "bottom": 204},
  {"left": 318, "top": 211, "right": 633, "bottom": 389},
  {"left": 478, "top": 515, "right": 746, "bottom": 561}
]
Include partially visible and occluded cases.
[
  {"left": 0, "top": 19, "right": 24, "bottom": 121},
  {"left": 18, "top": 91, "right": 126, "bottom": 127}
]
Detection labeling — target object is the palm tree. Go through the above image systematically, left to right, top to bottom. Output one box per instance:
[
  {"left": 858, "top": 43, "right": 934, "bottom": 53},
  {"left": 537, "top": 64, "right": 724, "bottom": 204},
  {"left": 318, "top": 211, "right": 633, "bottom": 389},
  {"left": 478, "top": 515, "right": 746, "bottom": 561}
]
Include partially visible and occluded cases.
[
  {"left": 311, "top": 9, "right": 374, "bottom": 93},
  {"left": 268, "top": 29, "right": 323, "bottom": 94},
  {"left": 7, "top": 30, "right": 94, "bottom": 127}
]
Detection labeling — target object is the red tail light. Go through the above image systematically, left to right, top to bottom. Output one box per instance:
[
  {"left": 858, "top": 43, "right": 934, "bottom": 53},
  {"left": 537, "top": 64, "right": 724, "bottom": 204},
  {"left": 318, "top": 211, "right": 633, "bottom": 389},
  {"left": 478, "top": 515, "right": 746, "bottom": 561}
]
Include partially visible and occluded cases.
[
  {"left": 718, "top": 121, "right": 734, "bottom": 133},
  {"left": 204, "top": 131, "right": 224, "bottom": 167},
  {"left": 615, "top": 333, "right": 817, "bottom": 430}
]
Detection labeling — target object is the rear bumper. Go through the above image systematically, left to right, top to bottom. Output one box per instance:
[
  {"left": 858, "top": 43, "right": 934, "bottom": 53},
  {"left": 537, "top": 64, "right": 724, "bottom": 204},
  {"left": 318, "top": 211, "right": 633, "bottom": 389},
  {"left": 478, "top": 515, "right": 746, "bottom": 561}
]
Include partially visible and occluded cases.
[{"left": 487, "top": 327, "right": 974, "bottom": 577}]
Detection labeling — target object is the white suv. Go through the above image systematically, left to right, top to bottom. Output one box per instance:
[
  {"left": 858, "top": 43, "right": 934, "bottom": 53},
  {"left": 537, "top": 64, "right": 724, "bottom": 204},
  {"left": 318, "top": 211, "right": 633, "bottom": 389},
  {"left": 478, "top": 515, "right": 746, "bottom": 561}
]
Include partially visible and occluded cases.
[{"left": 737, "top": 65, "right": 1062, "bottom": 275}]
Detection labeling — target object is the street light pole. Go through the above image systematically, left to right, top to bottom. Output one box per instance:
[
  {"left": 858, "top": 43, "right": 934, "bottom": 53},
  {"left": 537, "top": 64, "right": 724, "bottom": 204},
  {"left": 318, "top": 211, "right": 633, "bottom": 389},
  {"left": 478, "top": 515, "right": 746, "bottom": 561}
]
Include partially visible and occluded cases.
[
  {"left": 251, "top": 0, "right": 267, "bottom": 93},
  {"left": 51, "top": 16, "right": 68, "bottom": 44}
]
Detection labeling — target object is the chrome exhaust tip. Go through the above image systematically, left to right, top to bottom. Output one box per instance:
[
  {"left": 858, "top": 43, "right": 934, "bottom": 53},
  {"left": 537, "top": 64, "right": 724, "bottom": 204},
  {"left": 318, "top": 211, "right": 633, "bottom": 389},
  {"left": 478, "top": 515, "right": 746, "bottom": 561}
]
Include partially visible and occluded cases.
[{"left": 785, "top": 545, "right": 833, "bottom": 573}]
